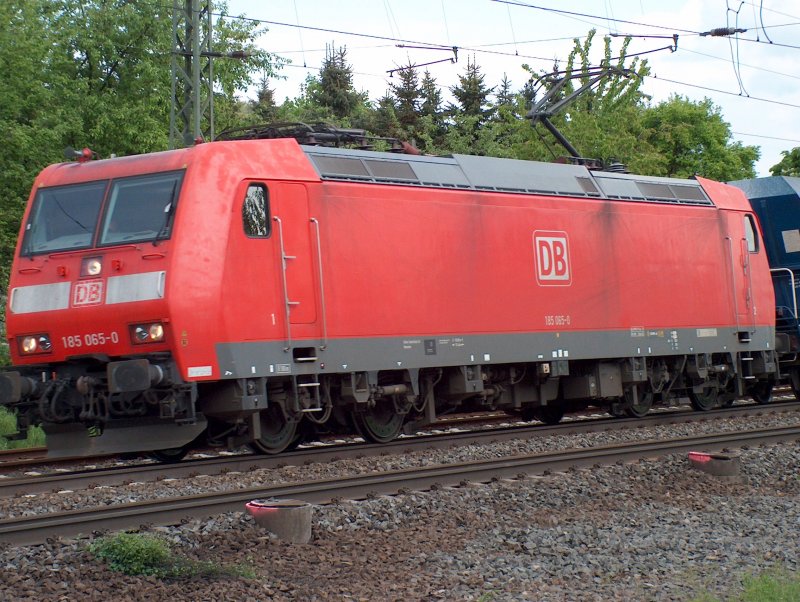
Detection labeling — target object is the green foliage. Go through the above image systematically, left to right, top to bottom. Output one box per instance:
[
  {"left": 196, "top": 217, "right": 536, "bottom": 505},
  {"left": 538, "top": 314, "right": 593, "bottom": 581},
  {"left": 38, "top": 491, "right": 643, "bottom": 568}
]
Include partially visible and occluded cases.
[
  {"left": 521, "top": 30, "right": 655, "bottom": 169},
  {"left": 308, "top": 45, "right": 369, "bottom": 121},
  {"left": 449, "top": 56, "right": 495, "bottom": 123},
  {"left": 389, "top": 63, "right": 422, "bottom": 132},
  {"left": 249, "top": 78, "right": 279, "bottom": 124},
  {"left": 642, "top": 95, "right": 759, "bottom": 180},
  {"left": 770, "top": 147, "right": 800, "bottom": 176},
  {"left": 0, "top": 407, "right": 45, "bottom": 450},
  {"left": 90, "top": 532, "right": 255, "bottom": 579},
  {"left": 90, "top": 532, "right": 173, "bottom": 576},
  {"left": 689, "top": 568, "right": 800, "bottom": 601},
  {"left": 739, "top": 568, "right": 800, "bottom": 601}
]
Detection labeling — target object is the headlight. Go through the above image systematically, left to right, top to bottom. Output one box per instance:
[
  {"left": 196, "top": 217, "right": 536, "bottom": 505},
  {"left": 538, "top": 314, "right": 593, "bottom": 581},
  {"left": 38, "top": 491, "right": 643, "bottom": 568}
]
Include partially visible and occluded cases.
[
  {"left": 81, "top": 256, "right": 103, "bottom": 277},
  {"left": 130, "top": 322, "right": 165, "bottom": 344},
  {"left": 18, "top": 334, "right": 52, "bottom": 355}
]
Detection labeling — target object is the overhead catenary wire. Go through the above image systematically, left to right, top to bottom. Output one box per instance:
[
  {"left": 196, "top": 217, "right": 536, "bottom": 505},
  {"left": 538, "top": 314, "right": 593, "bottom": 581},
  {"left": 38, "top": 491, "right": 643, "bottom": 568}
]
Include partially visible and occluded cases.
[
  {"left": 139, "top": 0, "right": 800, "bottom": 115},
  {"left": 292, "top": 0, "right": 307, "bottom": 68},
  {"left": 490, "top": 0, "right": 704, "bottom": 35},
  {"left": 725, "top": 0, "right": 748, "bottom": 96},
  {"left": 743, "top": 0, "right": 800, "bottom": 22},
  {"left": 679, "top": 47, "right": 800, "bottom": 82},
  {"left": 650, "top": 74, "right": 800, "bottom": 110},
  {"left": 732, "top": 131, "right": 800, "bottom": 144}
]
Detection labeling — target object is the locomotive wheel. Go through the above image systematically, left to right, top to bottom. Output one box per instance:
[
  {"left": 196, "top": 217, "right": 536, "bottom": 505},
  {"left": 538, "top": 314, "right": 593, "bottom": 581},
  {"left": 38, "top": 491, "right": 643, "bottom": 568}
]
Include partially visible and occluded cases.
[
  {"left": 749, "top": 379, "right": 775, "bottom": 405},
  {"left": 688, "top": 385, "right": 719, "bottom": 411},
  {"left": 623, "top": 388, "right": 654, "bottom": 419},
  {"left": 352, "top": 401, "right": 405, "bottom": 444},
  {"left": 249, "top": 404, "right": 300, "bottom": 455},
  {"left": 533, "top": 405, "right": 565, "bottom": 425},
  {"left": 150, "top": 446, "right": 189, "bottom": 463}
]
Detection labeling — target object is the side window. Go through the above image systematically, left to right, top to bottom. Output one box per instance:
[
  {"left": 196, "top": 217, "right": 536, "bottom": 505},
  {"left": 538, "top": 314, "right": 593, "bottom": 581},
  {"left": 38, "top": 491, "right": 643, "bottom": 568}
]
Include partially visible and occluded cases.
[
  {"left": 243, "top": 184, "right": 270, "bottom": 238},
  {"left": 744, "top": 214, "right": 759, "bottom": 253}
]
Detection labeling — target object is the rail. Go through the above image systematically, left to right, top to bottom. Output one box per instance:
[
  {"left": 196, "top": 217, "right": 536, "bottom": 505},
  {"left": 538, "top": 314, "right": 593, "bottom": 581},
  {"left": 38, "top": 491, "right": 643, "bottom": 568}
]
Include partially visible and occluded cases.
[{"left": 3, "top": 423, "right": 800, "bottom": 545}]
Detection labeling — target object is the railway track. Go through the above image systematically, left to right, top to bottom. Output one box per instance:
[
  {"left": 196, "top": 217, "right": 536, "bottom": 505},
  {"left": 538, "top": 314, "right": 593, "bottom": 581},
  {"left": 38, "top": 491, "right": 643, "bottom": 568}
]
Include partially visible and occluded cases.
[
  {"left": 1, "top": 390, "right": 795, "bottom": 475},
  {"left": 2, "top": 401, "right": 798, "bottom": 499},
  {"left": 2, "top": 424, "right": 799, "bottom": 546},
  {"left": 0, "top": 447, "right": 48, "bottom": 467}
]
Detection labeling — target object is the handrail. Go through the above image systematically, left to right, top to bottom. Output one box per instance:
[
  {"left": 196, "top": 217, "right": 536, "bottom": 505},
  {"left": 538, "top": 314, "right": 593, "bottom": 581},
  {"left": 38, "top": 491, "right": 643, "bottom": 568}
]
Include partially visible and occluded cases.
[
  {"left": 273, "top": 216, "right": 296, "bottom": 352},
  {"left": 309, "top": 218, "right": 328, "bottom": 350},
  {"left": 771, "top": 267, "right": 798, "bottom": 321}
]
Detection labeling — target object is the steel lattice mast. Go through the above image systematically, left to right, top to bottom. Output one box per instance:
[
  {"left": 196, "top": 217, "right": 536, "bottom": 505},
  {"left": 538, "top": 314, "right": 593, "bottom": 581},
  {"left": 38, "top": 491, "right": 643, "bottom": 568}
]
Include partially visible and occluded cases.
[{"left": 170, "top": 0, "right": 214, "bottom": 148}]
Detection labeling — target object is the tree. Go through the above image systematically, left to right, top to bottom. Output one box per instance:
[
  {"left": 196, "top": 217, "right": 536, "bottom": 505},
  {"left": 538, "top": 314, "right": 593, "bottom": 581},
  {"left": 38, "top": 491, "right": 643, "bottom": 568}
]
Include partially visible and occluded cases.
[
  {"left": 521, "top": 30, "right": 656, "bottom": 170},
  {"left": 309, "top": 45, "right": 367, "bottom": 121},
  {"left": 448, "top": 56, "right": 494, "bottom": 123},
  {"left": 445, "top": 57, "right": 494, "bottom": 149},
  {"left": 389, "top": 64, "right": 421, "bottom": 132},
  {"left": 418, "top": 70, "right": 446, "bottom": 151},
  {"left": 420, "top": 70, "right": 443, "bottom": 118},
  {"left": 494, "top": 74, "right": 516, "bottom": 113},
  {"left": 250, "top": 77, "right": 279, "bottom": 123},
  {"left": 370, "top": 93, "right": 401, "bottom": 139},
  {"left": 641, "top": 95, "right": 759, "bottom": 180},
  {"left": 770, "top": 148, "right": 800, "bottom": 176}
]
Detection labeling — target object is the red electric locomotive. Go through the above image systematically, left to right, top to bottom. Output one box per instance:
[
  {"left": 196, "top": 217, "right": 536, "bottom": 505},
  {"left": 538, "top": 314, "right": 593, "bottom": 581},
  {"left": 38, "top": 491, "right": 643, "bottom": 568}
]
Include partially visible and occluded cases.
[{"left": 0, "top": 131, "right": 778, "bottom": 459}]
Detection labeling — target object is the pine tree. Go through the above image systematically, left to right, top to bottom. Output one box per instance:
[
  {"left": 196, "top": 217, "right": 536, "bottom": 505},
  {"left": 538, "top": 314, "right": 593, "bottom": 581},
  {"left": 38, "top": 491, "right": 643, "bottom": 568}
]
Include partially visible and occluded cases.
[
  {"left": 310, "top": 45, "right": 362, "bottom": 120},
  {"left": 448, "top": 57, "right": 494, "bottom": 124},
  {"left": 389, "top": 64, "right": 421, "bottom": 131},
  {"left": 416, "top": 69, "right": 447, "bottom": 151},
  {"left": 420, "top": 70, "right": 443, "bottom": 118},
  {"left": 496, "top": 74, "right": 514, "bottom": 108},
  {"left": 250, "top": 77, "right": 278, "bottom": 123},
  {"left": 371, "top": 93, "right": 401, "bottom": 139}
]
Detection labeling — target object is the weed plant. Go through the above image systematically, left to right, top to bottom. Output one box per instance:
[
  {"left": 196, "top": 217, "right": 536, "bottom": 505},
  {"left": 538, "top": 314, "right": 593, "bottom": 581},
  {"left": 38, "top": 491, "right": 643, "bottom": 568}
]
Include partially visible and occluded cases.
[
  {"left": 0, "top": 407, "right": 45, "bottom": 450},
  {"left": 89, "top": 532, "right": 256, "bottom": 580}
]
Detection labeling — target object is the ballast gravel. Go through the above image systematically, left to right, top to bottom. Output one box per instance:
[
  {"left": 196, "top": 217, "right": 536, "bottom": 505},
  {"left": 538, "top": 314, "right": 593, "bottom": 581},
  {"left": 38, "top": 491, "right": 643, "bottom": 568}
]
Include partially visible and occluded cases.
[{"left": 1, "top": 414, "right": 799, "bottom": 601}]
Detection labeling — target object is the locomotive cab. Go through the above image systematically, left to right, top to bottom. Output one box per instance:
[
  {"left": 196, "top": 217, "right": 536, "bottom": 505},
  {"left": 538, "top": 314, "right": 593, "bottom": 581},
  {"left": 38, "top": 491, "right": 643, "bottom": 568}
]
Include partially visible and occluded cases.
[{"left": 1, "top": 152, "right": 205, "bottom": 458}]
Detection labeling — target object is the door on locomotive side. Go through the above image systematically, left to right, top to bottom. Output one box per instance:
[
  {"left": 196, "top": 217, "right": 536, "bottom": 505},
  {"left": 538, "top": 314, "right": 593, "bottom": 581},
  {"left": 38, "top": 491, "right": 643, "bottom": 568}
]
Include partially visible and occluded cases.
[
  {"left": 226, "top": 181, "right": 319, "bottom": 345},
  {"left": 270, "top": 182, "right": 318, "bottom": 327},
  {"left": 725, "top": 212, "right": 761, "bottom": 334}
]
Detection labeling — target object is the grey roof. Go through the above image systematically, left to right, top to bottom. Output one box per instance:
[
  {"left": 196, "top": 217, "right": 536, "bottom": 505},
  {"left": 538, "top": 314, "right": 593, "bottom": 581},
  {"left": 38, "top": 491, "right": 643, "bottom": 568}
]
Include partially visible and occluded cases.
[{"left": 302, "top": 145, "right": 713, "bottom": 206}]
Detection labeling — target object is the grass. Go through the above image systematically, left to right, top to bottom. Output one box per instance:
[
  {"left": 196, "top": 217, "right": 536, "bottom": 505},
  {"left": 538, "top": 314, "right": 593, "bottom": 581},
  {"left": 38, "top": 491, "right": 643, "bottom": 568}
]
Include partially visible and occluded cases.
[
  {"left": 0, "top": 407, "right": 46, "bottom": 450},
  {"left": 89, "top": 532, "right": 256, "bottom": 580},
  {"left": 691, "top": 568, "right": 800, "bottom": 602},
  {"left": 739, "top": 569, "right": 800, "bottom": 601}
]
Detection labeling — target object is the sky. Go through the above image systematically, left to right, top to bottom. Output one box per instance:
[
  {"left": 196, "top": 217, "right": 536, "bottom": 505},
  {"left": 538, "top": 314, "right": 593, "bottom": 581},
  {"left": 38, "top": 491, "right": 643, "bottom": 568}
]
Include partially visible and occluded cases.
[{"left": 224, "top": 0, "right": 800, "bottom": 177}]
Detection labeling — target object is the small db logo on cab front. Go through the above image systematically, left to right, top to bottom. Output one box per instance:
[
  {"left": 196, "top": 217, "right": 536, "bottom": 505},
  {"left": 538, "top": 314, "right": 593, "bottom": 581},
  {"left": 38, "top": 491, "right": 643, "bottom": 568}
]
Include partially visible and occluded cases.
[
  {"left": 534, "top": 231, "right": 571, "bottom": 286},
  {"left": 73, "top": 280, "right": 104, "bottom": 306}
]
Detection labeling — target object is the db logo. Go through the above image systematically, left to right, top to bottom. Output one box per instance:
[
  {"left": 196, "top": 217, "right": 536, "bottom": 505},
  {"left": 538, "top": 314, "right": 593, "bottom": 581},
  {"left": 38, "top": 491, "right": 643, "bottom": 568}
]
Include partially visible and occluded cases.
[
  {"left": 533, "top": 231, "right": 571, "bottom": 286},
  {"left": 73, "top": 280, "right": 104, "bottom": 306}
]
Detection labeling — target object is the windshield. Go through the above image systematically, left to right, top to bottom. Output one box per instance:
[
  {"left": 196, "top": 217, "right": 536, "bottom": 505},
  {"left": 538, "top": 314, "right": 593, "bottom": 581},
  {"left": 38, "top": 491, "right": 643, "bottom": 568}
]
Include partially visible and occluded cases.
[
  {"left": 21, "top": 170, "right": 183, "bottom": 255},
  {"left": 99, "top": 172, "right": 182, "bottom": 246},
  {"left": 22, "top": 181, "right": 107, "bottom": 255}
]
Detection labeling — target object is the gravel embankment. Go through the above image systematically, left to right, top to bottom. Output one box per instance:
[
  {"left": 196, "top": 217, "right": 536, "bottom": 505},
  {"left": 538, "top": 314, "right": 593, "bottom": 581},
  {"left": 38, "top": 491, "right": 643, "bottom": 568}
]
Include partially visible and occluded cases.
[{"left": 1, "top": 413, "right": 799, "bottom": 601}]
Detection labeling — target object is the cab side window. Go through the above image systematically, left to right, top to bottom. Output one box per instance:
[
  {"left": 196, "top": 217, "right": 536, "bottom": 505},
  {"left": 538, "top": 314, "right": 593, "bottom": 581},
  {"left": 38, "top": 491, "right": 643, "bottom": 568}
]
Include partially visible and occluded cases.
[
  {"left": 243, "top": 184, "right": 270, "bottom": 238},
  {"left": 744, "top": 214, "right": 759, "bottom": 253}
]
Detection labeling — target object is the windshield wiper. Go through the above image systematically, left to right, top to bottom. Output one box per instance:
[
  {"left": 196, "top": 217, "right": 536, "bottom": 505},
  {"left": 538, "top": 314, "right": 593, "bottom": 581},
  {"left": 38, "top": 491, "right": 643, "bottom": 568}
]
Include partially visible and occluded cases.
[{"left": 153, "top": 180, "right": 178, "bottom": 246}]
